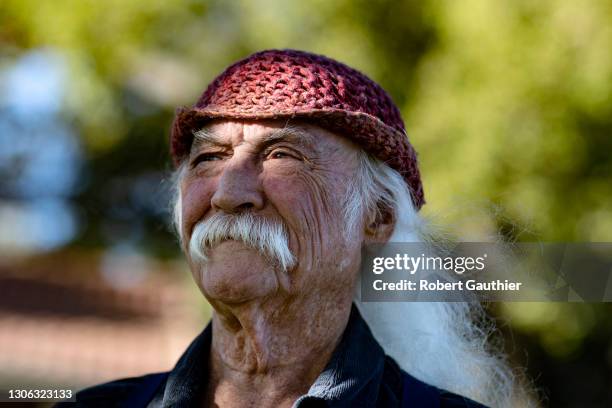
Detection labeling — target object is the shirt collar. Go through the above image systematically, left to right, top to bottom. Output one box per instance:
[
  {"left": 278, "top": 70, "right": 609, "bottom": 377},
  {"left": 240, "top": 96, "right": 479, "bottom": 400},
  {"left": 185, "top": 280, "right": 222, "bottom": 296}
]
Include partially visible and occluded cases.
[
  {"left": 156, "top": 304, "right": 386, "bottom": 408},
  {"left": 295, "top": 305, "right": 386, "bottom": 407}
]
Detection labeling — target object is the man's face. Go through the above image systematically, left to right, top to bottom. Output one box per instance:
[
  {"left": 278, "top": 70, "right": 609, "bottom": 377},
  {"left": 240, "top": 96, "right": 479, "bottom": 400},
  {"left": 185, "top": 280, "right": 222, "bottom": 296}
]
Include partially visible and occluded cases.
[{"left": 179, "top": 120, "right": 365, "bottom": 306}]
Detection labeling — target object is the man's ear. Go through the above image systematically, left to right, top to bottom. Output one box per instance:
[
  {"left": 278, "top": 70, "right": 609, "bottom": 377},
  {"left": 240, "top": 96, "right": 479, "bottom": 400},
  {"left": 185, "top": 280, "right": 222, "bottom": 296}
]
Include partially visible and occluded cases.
[{"left": 364, "top": 201, "right": 395, "bottom": 244}]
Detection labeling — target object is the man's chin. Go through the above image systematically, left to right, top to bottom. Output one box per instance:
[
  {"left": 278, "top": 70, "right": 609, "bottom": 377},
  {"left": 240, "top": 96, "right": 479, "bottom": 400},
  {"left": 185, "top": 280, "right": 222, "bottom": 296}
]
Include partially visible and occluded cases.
[{"left": 195, "top": 241, "right": 280, "bottom": 304}]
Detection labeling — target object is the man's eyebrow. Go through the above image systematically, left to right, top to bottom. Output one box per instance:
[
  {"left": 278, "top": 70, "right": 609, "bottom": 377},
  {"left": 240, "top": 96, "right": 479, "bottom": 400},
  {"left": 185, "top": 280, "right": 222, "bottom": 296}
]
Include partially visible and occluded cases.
[
  {"left": 191, "top": 125, "right": 317, "bottom": 152},
  {"left": 259, "top": 126, "right": 316, "bottom": 150},
  {"left": 192, "top": 127, "right": 225, "bottom": 149}
]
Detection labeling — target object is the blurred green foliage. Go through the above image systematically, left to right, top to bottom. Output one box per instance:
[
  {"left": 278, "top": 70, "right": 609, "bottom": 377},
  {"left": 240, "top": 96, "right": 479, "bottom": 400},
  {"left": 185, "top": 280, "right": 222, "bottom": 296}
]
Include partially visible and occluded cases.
[
  {"left": 2, "top": 0, "right": 610, "bottom": 242},
  {"left": 1, "top": 1, "right": 611, "bottom": 406}
]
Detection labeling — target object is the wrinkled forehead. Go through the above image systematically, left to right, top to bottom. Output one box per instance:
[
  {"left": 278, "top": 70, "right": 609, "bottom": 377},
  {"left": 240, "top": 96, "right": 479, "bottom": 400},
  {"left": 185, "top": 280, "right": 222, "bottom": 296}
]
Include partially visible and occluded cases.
[{"left": 190, "top": 119, "right": 363, "bottom": 160}]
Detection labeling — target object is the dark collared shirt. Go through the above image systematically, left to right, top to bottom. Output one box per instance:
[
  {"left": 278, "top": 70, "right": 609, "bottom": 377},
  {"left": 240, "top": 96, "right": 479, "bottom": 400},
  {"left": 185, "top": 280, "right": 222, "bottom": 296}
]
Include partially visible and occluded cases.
[{"left": 65, "top": 305, "right": 488, "bottom": 407}]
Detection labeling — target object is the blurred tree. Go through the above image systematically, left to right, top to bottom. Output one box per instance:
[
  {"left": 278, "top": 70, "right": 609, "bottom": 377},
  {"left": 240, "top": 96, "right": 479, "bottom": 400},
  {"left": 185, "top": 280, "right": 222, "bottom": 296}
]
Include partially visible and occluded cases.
[{"left": 408, "top": 0, "right": 612, "bottom": 243}]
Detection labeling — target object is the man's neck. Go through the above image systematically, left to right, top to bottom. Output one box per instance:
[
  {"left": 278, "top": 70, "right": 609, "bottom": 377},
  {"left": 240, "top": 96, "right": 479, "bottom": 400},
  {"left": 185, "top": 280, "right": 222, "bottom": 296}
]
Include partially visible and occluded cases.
[{"left": 202, "top": 297, "right": 353, "bottom": 408}]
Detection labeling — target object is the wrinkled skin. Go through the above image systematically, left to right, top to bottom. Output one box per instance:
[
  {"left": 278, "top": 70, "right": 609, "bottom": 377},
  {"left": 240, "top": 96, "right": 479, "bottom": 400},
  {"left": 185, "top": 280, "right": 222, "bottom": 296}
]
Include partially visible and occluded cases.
[{"left": 179, "top": 120, "right": 393, "bottom": 408}]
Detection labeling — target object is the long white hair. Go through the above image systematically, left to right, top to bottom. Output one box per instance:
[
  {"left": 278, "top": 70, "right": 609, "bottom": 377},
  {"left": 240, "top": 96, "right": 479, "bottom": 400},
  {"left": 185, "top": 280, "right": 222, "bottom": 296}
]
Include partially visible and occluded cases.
[
  {"left": 171, "top": 149, "right": 529, "bottom": 408},
  {"left": 344, "top": 152, "right": 522, "bottom": 407}
]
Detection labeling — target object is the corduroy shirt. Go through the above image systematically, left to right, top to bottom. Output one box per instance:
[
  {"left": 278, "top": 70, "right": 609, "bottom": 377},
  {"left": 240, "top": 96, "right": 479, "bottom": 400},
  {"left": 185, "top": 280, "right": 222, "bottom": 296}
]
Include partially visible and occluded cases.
[{"left": 65, "top": 306, "right": 488, "bottom": 407}]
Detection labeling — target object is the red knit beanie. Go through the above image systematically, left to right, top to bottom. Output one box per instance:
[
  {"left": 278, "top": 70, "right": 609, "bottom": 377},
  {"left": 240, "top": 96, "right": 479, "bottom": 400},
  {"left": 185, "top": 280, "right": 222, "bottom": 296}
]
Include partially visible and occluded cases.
[{"left": 171, "top": 49, "right": 425, "bottom": 209}]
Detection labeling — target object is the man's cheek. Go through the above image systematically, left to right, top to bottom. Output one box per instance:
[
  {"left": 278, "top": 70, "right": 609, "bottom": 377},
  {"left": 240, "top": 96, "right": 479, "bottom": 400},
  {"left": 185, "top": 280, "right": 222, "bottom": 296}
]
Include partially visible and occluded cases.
[
  {"left": 266, "top": 179, "right": 319, "bottom": 236},
  {"left": 181, "top": 181, "right": 216, "bottom": 237}
]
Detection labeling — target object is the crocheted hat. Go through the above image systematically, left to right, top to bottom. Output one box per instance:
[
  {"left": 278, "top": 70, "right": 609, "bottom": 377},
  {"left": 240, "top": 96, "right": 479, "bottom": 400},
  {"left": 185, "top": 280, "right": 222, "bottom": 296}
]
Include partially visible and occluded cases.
[{"left": 171, "top": 49, "right": 425, "bottom": 209}]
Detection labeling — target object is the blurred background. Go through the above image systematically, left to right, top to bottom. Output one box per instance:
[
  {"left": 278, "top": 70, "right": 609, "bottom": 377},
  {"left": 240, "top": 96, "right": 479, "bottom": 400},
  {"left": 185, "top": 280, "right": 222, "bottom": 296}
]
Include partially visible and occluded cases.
[{"left": 0, "top": 0, "right": 610, "bottom": 406}]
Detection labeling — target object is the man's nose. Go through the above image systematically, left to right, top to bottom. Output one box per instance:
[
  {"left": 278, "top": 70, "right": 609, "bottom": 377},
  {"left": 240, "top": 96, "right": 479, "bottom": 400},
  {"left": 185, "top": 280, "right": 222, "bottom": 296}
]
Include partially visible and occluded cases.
[{"left": 211, "top": 159, "right": 264, "bottom": 213}]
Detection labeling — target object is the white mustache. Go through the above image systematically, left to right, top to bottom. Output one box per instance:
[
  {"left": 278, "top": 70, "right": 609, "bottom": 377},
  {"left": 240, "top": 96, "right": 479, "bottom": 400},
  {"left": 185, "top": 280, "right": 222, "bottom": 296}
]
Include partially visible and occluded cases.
[{"left": 188, "top": 212, "right": 296, "bottom": 272}]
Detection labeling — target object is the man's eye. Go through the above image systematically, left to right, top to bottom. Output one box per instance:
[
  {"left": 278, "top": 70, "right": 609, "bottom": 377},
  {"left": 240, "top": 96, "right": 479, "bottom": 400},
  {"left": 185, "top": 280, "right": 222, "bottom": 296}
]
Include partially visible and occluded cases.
[
  {"left": 267, "top": 150, "right": 296, "bottom": 160},
  {"left": 192, "top": 153, "right": 222, "bottom": 166}
]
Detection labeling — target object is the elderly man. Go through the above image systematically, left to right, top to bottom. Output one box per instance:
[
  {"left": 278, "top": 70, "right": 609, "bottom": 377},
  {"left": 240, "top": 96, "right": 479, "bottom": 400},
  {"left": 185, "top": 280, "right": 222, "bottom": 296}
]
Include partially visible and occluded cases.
[{"left": 69, "top": 50, "right": 516, "bottom": 407}]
